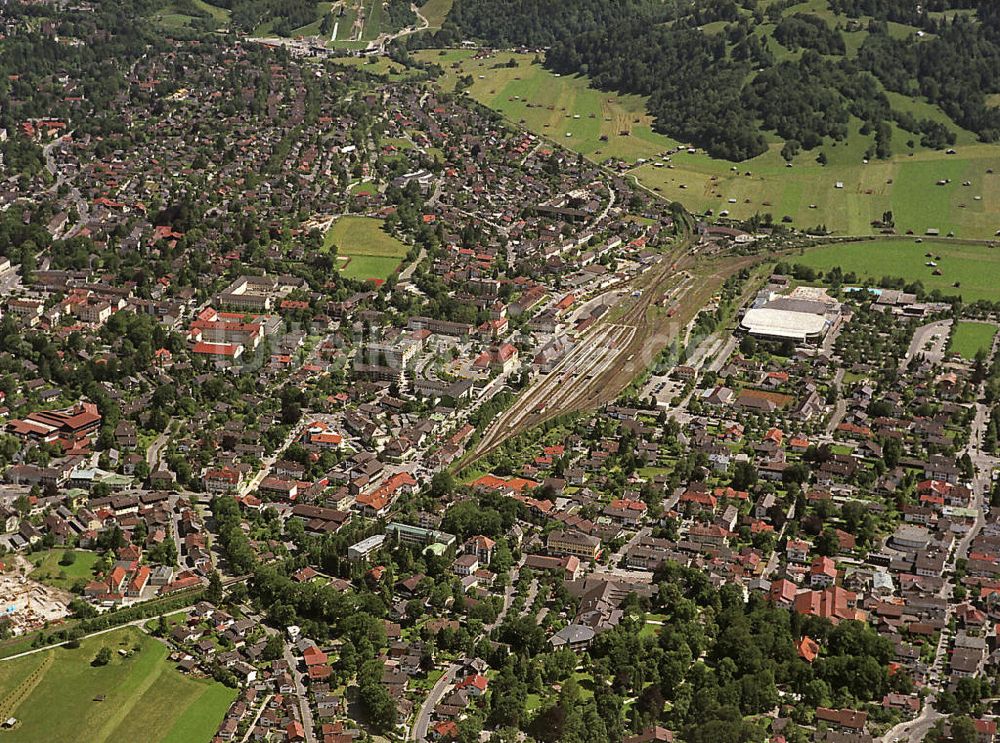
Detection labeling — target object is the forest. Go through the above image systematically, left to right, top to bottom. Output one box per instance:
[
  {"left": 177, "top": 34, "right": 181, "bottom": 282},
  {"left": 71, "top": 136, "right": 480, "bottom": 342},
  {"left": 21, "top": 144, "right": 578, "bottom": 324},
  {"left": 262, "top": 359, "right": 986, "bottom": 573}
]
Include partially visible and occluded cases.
[{"left": 431, "top": 0, "right": 1000, "bottom": 161}]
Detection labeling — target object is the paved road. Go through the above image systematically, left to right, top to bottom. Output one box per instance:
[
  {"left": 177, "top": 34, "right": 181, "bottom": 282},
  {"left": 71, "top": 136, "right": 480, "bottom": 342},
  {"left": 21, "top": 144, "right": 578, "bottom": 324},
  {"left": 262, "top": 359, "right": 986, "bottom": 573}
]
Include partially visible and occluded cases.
[
  {"left": 398, "top": 247, "right": 426, "bottom": 282},
  {"left": 901, "top": 319, "right": 952, "bottom": 372},
  {"left": 824, "top": 369, "right": 848, "bottom": 435},
  {"left": 240, "top": 424, "right": 302, "bottom": 496},
  {"left": 146, "top": 430, "right": 170, "bottom": 470},
  {"left": 0, "top": 599, "right": 204, "bottom": 662},
  {"left": 283, "top": 644, "right": 317, "bottom": 743},
  {"left": 412, "top": 663, "right": 458, "bottom": 741},
  {"left": 241, "top": 693, "right": 274, "bottom": 743},
  {"left": 878, "top": 699, "right": 943, "bottom": 743}
]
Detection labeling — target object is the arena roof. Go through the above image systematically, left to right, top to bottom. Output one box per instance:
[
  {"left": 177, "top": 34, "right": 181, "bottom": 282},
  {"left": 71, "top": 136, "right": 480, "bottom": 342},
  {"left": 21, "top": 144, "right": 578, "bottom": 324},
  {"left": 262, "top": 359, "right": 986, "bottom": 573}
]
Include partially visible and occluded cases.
[{"left": 740, "top": 307, "right": 828, "bottom": 341}]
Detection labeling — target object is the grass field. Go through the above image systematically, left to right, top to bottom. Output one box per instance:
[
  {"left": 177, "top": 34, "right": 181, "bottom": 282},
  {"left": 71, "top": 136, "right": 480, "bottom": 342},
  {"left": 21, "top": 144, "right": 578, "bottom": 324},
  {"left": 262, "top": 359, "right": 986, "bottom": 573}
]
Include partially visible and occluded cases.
[
  {"left": 152, "top": 0, "right": 230, "bottom": 29},
  {"left": 360, "top": 0, "right": 385, "bottom": 40},
  {"left": 419, "top": 0, "right": 454, "bottom": 28},
  {"left": 287, "top": 1, "right": 333, "bottom": 36},
  {"left": 416, "top": 49, "right": 1000, "bottom": 239},
  {"left": 417, "top": 50, "right": 675, "bottom": 164},
  {"left": 329, "top": 55, "right": 411, "bottom": 78},
  {"left": 324, "top": 216, "right": 408, "bottom": 282},
  {"left": 795, "top": 239, "right": 1000, "bottom": 302},
  {"left": 949, "top": 321, "right": 998, "bottom": 358},
  {"left": 29, "top": 550, "right": 101, "bottom": 591},
  {"left": 0, "top": 627, "right": 235, "bottom": 743}
]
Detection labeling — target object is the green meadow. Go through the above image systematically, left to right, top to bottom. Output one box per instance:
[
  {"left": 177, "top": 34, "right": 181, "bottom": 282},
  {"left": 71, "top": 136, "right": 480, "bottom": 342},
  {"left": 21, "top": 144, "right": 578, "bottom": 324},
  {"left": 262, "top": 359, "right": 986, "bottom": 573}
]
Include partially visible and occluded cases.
[
  {"left": 417, "top": 49, "right": 1000, "bottom": 239},
  {"left": 795, "top": 239, "right": 1000, "bottom": 302},
  {"left": 0, "top": 627, "right": 235, "bottom": 743}
]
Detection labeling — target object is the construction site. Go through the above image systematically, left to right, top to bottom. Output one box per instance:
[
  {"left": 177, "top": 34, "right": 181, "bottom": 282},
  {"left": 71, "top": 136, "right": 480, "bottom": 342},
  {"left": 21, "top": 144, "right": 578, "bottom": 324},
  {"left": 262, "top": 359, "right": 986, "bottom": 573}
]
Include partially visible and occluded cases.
[{"left": 0, "top": 556, "right": 71, "bottom": 635}]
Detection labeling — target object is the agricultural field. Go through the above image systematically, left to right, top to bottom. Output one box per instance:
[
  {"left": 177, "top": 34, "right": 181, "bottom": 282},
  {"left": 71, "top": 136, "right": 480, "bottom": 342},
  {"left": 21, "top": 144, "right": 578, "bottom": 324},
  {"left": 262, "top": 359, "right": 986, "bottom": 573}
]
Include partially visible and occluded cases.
[
  {"left": 417, "top": 49, "right": 1000, "bottom": 239},
  {"left": 323, "top": 216, "right": 408, "bottom": 282},
  {"left": 795, "top": 239, "right": 1000, "bottom": 303},
  {"left": 949, "top": 321, "right": 998, "bottom": 358},
  {"left": 28, "top": 550, "right": 101, "bottom": 591},
  {"left": 0, "top": 627, "right": 235, "bottom": 743}
]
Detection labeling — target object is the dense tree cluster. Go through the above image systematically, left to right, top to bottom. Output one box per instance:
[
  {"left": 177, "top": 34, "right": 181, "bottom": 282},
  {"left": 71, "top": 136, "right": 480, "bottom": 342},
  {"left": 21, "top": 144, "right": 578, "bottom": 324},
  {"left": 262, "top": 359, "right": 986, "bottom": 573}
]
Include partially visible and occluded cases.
[
  {"left": 205, "top": 0, "right": 321, "bottom": 36},
  {"left": 437, "top": 0, "right": 1000, "bottom": 160},
  {"left": 439, "top": 0, "right": 674, "bottom": 48},
  {"left": 829, "top": 0, "right": 979, "bottom": 26},
  {"left": 774, "top": 13, "right": 847, "bottom": 54},
  {"left": 857, "top": 14, "right": 1000, "bottom": 142}
]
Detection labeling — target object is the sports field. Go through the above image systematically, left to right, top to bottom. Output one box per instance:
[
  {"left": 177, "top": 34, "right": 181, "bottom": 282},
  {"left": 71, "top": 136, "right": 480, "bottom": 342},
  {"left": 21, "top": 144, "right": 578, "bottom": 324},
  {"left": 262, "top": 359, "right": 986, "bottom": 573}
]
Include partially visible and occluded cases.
[
  {"left": 326, "top": 0, "right": 384, "bottom": 46},
  {"left": 416, "top": 49, "right": 1000, "bottom": 239},
  {"left": 324, "top": 216, "right": 408, "bottom": 282},
  {"left": 795, "top": 239, "right": 1000, "bottom": 303},
  {"left": 949, "top": 321, "right": 998, "bottom": 358},
  {"left": 0, "top": 627, "right": 235, "bottom": 743}
]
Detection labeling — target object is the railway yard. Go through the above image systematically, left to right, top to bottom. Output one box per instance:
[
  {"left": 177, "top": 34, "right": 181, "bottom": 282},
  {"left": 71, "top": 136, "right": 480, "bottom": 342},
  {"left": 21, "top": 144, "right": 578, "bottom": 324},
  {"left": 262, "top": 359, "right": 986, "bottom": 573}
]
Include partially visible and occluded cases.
[{"left": 463, "top": 241, "right": 762, "bottom": 469}]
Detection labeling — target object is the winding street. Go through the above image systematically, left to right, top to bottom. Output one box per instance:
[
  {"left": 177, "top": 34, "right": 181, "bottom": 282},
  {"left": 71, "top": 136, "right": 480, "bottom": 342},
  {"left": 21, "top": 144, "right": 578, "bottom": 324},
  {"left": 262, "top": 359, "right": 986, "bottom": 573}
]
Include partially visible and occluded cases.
[{"left": 412, "top": 663, "right": 458, "bottom": 741}]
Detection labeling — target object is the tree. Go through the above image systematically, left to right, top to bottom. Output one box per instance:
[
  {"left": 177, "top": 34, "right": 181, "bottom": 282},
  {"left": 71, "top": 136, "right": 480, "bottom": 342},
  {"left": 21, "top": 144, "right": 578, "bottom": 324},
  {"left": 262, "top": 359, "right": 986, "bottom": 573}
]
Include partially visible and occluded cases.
[
  {"left": 739, "top": 336, "right": 757, "bottom": 356},
  {"left": 731, "top": 461, "right": 757, "bottom": 491},
  {"left": 429, "top": 470, "right": 456, "bottom": 499},
  {"left": 149, "top": 538, "right": 178, "bottom": 566},
  {"left": 59, "top": 550, "right": 77, "bottom": 566},
  {"left": 206, "top": 570, "right": 224, "bottom": 605},
  {"left": 263, "top": 633, "right": 285, "bottom": 662},
  {"left": 93, "top": 646, "right": 112, "bottom": 666},
  {"left": 359, "top": 679, "right": 397, "bottom": 731},
  {"left": 636, "top": 683, "right": 665, "bottom": 727},
  {"left": 951, "top": 716, "right": 978, "bottom": 743}
]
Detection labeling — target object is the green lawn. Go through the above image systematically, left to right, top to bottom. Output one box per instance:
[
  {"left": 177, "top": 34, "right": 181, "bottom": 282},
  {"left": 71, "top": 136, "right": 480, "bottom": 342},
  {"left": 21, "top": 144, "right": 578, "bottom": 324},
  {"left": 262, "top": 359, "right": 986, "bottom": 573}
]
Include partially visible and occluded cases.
[
  {"left": 417, "top": 49, "right": 1000, "bottom": 239},
  {"left": 350, "top": 180, "right": 378, "bottom": 196},
  {"left": 323, "top": 216, "right": 407, "bottom": 257},
  {"left": 324, "top": 216, "right": 408, "bottom": 282},
  {"left": 796, "top": 239, "right": 1000, "bottom": 303},
  {"left": 949, "top": 321, "right": 998, "bottom": 358},
  {"left": 29, "top": 550, "right": 101, "bottom": 591},
  {"left": 639, "top": 622, "right": 661, "bottom": 639},
  {"left": 0, "top": 627, "right": 235, "bottom": 743}
]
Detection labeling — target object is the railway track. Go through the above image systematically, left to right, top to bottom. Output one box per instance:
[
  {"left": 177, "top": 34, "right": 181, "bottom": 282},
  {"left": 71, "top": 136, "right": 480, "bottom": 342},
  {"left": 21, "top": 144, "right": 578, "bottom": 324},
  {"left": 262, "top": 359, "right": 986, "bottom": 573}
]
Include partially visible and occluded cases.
[{"left": 460, "top": 243, "right": 761, "bottom": 471}]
